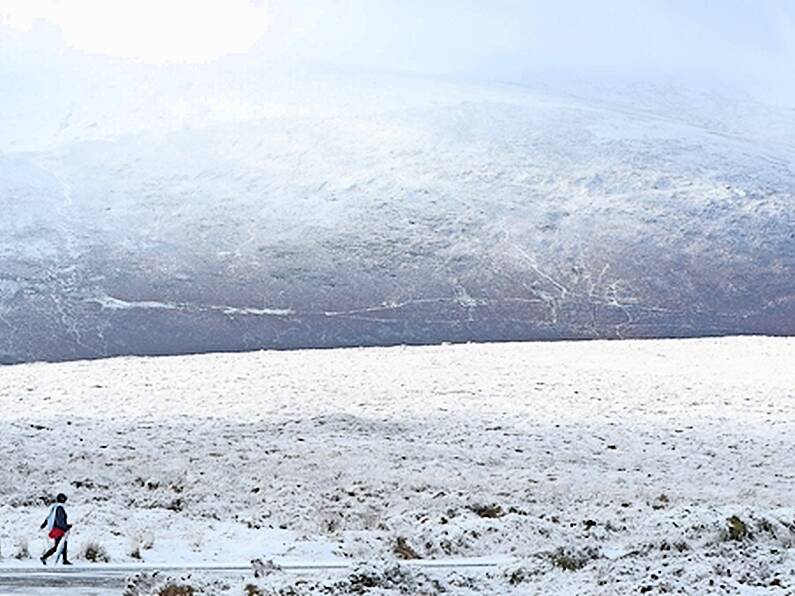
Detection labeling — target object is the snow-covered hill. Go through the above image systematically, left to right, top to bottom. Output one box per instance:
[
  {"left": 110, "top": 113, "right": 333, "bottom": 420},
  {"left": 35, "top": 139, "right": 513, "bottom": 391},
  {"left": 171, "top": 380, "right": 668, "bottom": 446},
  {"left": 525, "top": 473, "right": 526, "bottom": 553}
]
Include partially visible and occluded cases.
[{"left": 1, "top": 68, "right": 793, "bottom": 362}]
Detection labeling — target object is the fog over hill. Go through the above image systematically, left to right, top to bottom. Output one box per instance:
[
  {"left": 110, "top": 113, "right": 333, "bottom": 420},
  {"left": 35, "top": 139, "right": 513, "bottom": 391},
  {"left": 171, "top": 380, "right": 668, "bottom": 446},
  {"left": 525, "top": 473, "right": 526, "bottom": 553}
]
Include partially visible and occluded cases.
[{"left": 1, "top": 63, "right": 793, "bottom": 362}]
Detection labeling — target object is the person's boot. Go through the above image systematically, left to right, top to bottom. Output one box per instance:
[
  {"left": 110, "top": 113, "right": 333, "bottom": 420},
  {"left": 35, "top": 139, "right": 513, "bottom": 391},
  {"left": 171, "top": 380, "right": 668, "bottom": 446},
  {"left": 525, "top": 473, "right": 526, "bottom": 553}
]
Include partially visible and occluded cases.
[
  {"left": 61, "top": 542, "right": 72, "bottom": 565},
  {"left": 40, "top": 556, "right": 47, "bottom": 565}
]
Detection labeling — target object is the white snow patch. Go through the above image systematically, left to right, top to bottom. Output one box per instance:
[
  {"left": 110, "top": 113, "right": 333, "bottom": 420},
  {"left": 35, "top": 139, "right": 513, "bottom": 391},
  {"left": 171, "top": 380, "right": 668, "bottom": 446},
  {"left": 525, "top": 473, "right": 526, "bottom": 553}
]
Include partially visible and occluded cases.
[{"left": 85, "top": 295, "right": 294, "bottom": 317}]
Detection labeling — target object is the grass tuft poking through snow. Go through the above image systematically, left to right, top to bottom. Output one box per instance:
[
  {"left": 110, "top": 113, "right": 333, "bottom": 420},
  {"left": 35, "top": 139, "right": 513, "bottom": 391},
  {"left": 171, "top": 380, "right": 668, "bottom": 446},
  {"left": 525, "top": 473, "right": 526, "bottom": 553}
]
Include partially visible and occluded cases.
[
  {"left": 726, "top": 515, "right": 749, "bottom": 542},
  {"left": 393, "top": 536, "right": 422, "bottom": 560},
  {"left": 12, "top": 537, "right": 29, "bottom": 560},
  {"left": 80, "top": 541, "right": 111, "bottom": 563},
  {"left": 549, "top": 546, "right": 600, "bottom": 571}
]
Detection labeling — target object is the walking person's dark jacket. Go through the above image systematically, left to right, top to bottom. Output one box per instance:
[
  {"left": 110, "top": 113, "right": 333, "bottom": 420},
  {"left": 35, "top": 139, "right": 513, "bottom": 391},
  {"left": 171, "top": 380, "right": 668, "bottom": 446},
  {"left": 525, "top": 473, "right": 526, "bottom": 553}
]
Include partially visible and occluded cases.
[{"left": 41, "top": 504, "right": 69, "bottom": 533}]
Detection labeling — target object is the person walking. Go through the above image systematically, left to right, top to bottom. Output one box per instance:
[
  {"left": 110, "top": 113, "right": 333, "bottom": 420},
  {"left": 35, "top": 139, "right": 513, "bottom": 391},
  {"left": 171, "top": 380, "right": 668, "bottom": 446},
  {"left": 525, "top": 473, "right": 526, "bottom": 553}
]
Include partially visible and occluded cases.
[{"left": 40, "top": 493, "right": 72, "bottom": 565}]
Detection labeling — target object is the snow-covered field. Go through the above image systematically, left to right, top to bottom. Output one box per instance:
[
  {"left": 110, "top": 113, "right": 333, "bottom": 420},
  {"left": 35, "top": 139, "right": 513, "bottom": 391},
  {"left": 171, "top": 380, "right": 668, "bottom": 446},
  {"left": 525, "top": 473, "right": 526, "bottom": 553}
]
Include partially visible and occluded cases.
[{"left": 1, "top": 336, "right": 794, "bottom": 594}]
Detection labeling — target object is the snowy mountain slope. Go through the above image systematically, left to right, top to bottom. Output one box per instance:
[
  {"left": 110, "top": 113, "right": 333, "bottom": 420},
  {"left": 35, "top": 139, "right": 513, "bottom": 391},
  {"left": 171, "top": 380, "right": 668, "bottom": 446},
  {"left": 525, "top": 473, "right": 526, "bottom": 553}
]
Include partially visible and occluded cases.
[{"left": 0, "top": 72, "right": 793, "bottom": 362}]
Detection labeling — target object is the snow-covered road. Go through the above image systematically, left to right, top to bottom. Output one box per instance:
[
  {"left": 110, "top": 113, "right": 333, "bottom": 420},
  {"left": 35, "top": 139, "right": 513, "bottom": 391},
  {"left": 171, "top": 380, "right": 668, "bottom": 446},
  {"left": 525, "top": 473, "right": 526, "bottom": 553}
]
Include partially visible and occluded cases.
[{"left": 0, "top": 560, "right": 506, "bottom": 595}]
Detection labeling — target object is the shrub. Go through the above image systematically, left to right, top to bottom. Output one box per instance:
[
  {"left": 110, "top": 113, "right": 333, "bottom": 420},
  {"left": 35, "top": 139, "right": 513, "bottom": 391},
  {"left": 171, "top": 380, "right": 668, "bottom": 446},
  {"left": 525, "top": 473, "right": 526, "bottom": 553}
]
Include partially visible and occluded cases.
[
  {"left": 469, "top": 503, "right": 505, "bottom": 519},
  {"left": 727, "top": 516, "right": 749, "bottom": 541},
  {"left": 129, "top": 531, "right": 155, "bottom": 560},
  {"left": 393, "top": 536, "right": 421, "bottom": 559},
  {"left": 14, "top": 538, "right": 29, "bottom": 560},
  {"left": 80, "top": 541, "right": 111, "bottom": 563},
  {"left": 550, "top": 546, "right": 599, "bottom": 571},
  {"left": 123, "top": 572, "right": 227, "bottom": 596},
  {"left": 157, "top": 585, "right": 194, "bottom": 596}
]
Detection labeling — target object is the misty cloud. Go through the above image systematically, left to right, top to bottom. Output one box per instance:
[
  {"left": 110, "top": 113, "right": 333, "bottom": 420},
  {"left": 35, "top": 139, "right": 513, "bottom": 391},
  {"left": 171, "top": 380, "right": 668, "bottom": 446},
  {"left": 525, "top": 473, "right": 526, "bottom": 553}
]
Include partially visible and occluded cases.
[{"left": 1, "top": 1, "right": 794, "bottom": 101}]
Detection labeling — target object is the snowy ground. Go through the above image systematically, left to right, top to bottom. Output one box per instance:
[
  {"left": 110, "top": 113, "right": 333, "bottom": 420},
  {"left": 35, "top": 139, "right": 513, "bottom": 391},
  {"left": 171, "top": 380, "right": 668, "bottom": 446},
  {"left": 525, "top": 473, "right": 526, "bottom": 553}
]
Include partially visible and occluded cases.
[{"left": 0, "top": 336, "right": 793, "bottom": 594}]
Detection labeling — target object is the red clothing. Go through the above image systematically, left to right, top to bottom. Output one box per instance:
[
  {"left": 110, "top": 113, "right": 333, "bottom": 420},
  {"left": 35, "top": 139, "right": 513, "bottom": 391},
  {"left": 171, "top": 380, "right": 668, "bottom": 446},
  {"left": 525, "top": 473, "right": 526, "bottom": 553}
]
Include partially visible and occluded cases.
[{"left": 48, "top": 528, "right": 65, "bottom": 540}]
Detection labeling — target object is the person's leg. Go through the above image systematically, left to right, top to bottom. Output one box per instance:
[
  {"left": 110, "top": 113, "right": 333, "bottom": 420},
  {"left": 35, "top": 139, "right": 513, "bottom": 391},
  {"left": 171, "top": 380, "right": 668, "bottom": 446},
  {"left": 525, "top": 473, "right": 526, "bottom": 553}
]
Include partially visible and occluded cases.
[
  {"left": 41, "top": 536, "right": 61, "bottom": 563},
  {"left": 61, "top": 540, "right": 71, "bottom": 564}
]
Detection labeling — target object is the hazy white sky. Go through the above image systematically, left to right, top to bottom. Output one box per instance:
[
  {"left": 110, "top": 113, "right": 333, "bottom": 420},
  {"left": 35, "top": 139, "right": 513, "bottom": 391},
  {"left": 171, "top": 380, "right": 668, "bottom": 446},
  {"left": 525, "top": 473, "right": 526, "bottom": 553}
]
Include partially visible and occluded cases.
[
  {"left": 0, "top": 0, "right": 271, "bottom": 63},
  {"left": 1, "top": 0, "right": 793, "bottom": 101}
]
